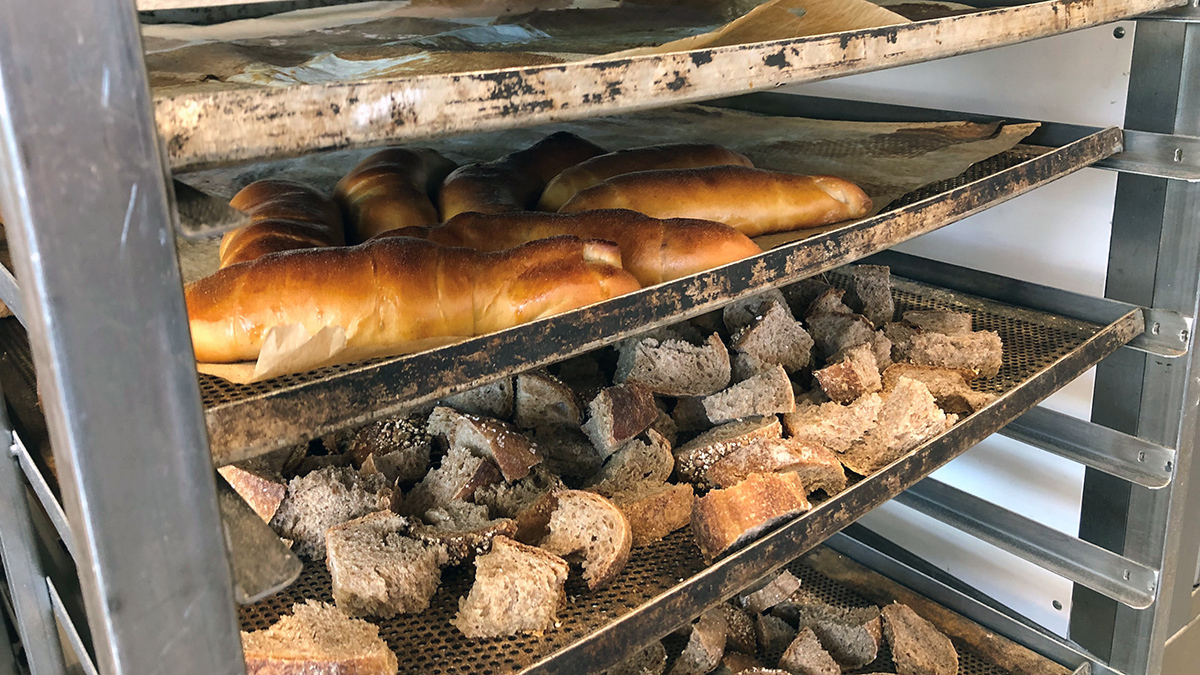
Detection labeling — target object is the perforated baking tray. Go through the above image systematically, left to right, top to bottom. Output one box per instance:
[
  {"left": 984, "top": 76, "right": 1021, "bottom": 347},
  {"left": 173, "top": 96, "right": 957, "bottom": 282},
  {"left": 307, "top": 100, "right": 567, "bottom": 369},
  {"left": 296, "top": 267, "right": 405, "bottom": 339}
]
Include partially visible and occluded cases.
[{"left": 235, "top": 273, "right": 1140, "bottom": 675}]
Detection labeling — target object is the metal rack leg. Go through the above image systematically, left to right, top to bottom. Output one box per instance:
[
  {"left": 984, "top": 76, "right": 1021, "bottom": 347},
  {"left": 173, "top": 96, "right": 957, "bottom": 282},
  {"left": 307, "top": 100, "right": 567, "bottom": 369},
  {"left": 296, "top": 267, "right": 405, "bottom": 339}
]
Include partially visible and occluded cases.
[{"left": 0, "top": 1, "right": 244, "bottom": 674}]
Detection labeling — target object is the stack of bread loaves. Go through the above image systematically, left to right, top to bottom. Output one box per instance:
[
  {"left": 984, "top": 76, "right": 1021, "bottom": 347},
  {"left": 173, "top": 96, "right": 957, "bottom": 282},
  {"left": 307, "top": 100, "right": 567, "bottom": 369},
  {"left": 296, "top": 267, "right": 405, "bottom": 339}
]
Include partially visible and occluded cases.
[
  {"left": 186, "top": 134, "right": 871, "bottom": 368},
  {"left": 226, "top": 264, "right": 997, "bottom": 674}
]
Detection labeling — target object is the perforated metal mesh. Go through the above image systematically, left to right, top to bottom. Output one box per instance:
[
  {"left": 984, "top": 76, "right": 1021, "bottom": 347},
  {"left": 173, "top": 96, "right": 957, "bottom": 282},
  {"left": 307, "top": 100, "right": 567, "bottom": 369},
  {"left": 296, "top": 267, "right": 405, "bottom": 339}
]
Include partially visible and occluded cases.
[{"left": 236, "top": 277, "right": 1098, "bottom": 675}]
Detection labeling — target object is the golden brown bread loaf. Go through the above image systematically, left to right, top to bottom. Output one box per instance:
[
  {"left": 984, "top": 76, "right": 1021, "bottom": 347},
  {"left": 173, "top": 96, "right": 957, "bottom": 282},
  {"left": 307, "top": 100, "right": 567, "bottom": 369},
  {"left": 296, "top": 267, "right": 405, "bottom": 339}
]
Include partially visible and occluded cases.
[
  {"left": 438, "top": 132, "right": 607, "bottom": 220},
  {"left": 537, "top": 143, "right": 754, "bottom": 211},
  {"left": 334, "top": 148, "right": 458, "bottom": 243},
  {"left": 559, "top": 166, "right": 873, "bottom": 237},
  {"left": 218, "top": 180, "right": 345, "bottom": 268},
  {"left": 412, "top": 209, "right": 761, "bottom": 286},
  {"left": 186, "top": 236, "right": 640, "bottom": 363}
]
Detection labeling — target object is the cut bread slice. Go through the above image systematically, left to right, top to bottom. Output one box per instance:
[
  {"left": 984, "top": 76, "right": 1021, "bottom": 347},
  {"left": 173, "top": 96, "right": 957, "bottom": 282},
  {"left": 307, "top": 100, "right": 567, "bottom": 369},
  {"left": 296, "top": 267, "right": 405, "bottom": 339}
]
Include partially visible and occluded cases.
[
  {"left": 846, "top": 265, "right": 894, "bottom": 328},
  {"left": 783, "top": 277, "right": 831, "bottom": 318},
  {"left": 723, "top": 288, "right": 789, "bottom": 333},
  {"left": 731, "top": 301, "right": 814, "bottom": 373},
  {"left": 903, "top": 309, "right": 973, "bottom": 335},
  {"left": 806, "top": 312, "right": 875, "bottom": 362},
  {"left": 902, "top": 330, "right": 1003, "bottom": 379},
  {"left": 616, "top": 333, "right": 732, "bottom": 397},
  {"left": 813, "top": 343, "right": 882, "bottom": 404},
  {"left": 882, "top": 363, "right": 994, "bottom": 414},
  {"left": 702, "top": 365, "right": 795, "bottom": 424},
  {"left": 515, "top": 369, "right": 583, "bottom": 430},
  {"left": 439, "top": 378, "right": 514, "bottom": 419},
  {"left": 840, "top": 378, "right": 955, "bottom": 476},
  {"left": 582, "top": 383, "right": 660, "bottom": 456},
  {"left": 781, "top": 394, "right": 881, "bottom": 454},
  {"left": 672, "top": 396, "right": 712, "bottom": 434},
  {"left": 427, "top": 406, "right": 540, "bottom": 482},
  {"left": 345, "top": 414, "right": 432, "bottom": 486},
  {"left": 675, "top": 416, "right": 782, "bottom": 486},
  {"left": 532, "top": 425, "right": 605, "bottom": 479},
  {"left": 586, "top": 429, "right": 674, "bottom": 497},
  {"left": 706, "top": 438, "right": 846, "bottom": 496},
  {"left": 401, "top": 445, "right": 502, "bottom": 516},
  {"left": 219, "top": 459, "right": 287, "bottom": 523},
  {"left": 269, "top": 467, "right": 393, "bottom": 560},
  {"left": 691, "top": 472, "right": 811, "bottom": 563},
  {"left": 611, "top": 482, "right": 695, "bottom": 547},
  {"left": 539, "top": 490, "right": 633, "bottom": 590},
  {"left": 410, "top": 502, "right": 519, "bottom": 564},
  {"left": 325, "top": 511, "right": 448, "bottom": 618},
  {"left": 453, "top": 536, "right": 569, "bottom": 638},
  {"left": 742, "top": 570, "right": 802, "bottom": 614},
  {"left": 241, "top": 600, "right": 398, "bottom": 675},
  {"left": 669, "top": 609, "right": 727, "bottom": 675},
  {"left": 778, "top": 628, "right": 839, "bottom": 675}
]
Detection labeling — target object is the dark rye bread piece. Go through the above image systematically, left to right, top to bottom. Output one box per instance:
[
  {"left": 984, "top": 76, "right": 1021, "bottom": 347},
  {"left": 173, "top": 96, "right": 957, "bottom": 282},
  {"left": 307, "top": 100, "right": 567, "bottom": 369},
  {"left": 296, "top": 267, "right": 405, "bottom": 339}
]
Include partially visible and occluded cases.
[
  {"left": 846, "top": 265, "right": 895, "bottom": 328},
  {"left": 783, "top": 277, "right": 832, "bottom": 318},
  {"left": 723, "top": 288, "right": 790, "bottom": 333},
  {"left": 805, "top": 288, "right": 852, "bottom": 318},
  {"left": 731, "top": 302, "right": 814, "bottom": 373},
  {"left": 903, "top": 309, "right": 973, "bottom": 335},
  {"left": 806, "top": 312, "right": 876, "bottom": 361},
  {"left": 882, "top": 321, "right": 921, "bottom": 360},
  {"left": 903, "top": 330, "right": 1004, "bottom": 379},
  {"left": 616, "top": 333, "right": 732, "bottom": 397},
  {"left": 813, "top": 343, "right": 882, "bottom": 404},
  {"left": 554, "top": 352, "right": 610, "bottom": 402},
  {"left": 882, "top": 363, "right": 994, "bottom": 414},
  {"left": 703, "top": 365, "right": 795, "bottom": 424},
  {"left": 514, "top": 369, "right": 583, "bottom": 430},
  {"left": 440, "top": 377, "right": 514, "bottom": 419},
  {"left": 840, "top": 378, "right": 954, "bottom": 476},
  {"left": 582, "top": 383, "right": 660, "bottom": 456},
  {"left": 782, "top": 393, "right": 881, "bottom": 453},
  {"left": 673, "top": 396, "right": 713, "bottom": 434},
  {"left": 427, "top": 406, "right": 540, "bottom": 482},
  {"left": 345, "top": 414, "right": 432, "bottom": 484},
  {"left": 675, "top": 415, "right": 783, "bottom": 486},
  {"left": 532, "top": 425, "right": 605, "bottom": 479},
  {"left": 587, "top": 429, "right": 674, "bottom": 497},
  {"left": 707, "top": 437, "right": 847, "bottom": 496},
  {"left": 401, "top": 445, "right": 502, "bottom": 516},
  {"left": 219, "top": 459, "right": 287, "bottom": 523},
  {"left": 269, "top": 466, "right": 393, "bottom": 559},
  {"left": 691, "top": 472, "right": 811, "bottom": 562},
  {"left": 611, "top": 482, "right": 695, "bottom": 547},
  {"left": 540, "top": 490, "right": 633, "bottom": 590},
  {"left": 410, "top": 502, "right": 518, "bottom": 564},
  {"left": 325, "top": 512, "right": 448, "bottom": 618},
  {"left": 453, "top": 536, "right": 569, "bottom": 638},
  {"left": 742, "top": 570, "right": 802, "bottom": 614},
  {"left": 241, "top": 600, "right": 398, "bottom": 675},
  {"left": 716, "top": 603, "right": 758, "bottom": 655},
  {"left": 882, "top": 603, "right": 959, "bottom": 675},
  {"left": 669, "top": 610, "right": 728, "bottom": 675},
  {"left": 756, "top": 614, "right": 797, "bottom": 663},
  {"left": 803, "top": 620, "right": 878, "bottom": 670},
  {"left": 778, "top": 628, "right": 839, "bottom": 675},
  {"left": 602, "top": 641, "right": 668, "bottom": 675}
]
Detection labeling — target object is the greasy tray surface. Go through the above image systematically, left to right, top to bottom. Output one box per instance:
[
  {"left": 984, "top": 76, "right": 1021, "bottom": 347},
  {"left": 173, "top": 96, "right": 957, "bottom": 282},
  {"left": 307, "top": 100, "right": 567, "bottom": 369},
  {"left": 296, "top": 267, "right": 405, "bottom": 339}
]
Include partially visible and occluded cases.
[{"left": 237, "top": 275, "right": 1133, "bottom": 675}]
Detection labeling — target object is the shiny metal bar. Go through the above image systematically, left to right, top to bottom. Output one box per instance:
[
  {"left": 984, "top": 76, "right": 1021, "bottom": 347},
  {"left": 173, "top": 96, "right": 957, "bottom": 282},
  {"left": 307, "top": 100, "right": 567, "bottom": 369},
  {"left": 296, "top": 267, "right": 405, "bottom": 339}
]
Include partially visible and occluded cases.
[
  {"left": 0, "top": 0, "right": 244, "bottom": 673},
  {"left": 1095, "top": 129, "right": 1200, "bottom": 181},
  {"left": 0, "top": 266, "right": 23, "bottom": 328},
  {"left": 1000, "top": 406, "right": 1176, "bottom": 489},
  {"left": 11, "top": 432, "right": 76, "bottom": 562},
  {"left": 895, "top": 479, "right": 1159, "bottom": 609},
  {"left": 46, "top": 578, "right": 98, "bottom": 675}
]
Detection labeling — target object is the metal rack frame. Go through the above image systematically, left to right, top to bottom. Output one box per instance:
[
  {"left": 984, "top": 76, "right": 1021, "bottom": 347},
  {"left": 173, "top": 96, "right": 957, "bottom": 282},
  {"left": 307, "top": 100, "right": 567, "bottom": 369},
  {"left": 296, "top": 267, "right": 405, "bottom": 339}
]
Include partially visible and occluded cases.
[{"left": 0, "top": 1, "right": 1198, "bottom": 674}]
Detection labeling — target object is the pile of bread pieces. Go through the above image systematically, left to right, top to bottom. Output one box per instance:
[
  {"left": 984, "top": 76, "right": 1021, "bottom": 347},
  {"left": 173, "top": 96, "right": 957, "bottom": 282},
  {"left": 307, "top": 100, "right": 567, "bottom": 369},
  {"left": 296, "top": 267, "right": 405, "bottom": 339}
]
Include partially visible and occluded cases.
[
  {"left": 187, "top": 135, "right": 872, "bottom": 364},
  {"left": 225, "top": 264, "right": 1001, "bottom": 674}
]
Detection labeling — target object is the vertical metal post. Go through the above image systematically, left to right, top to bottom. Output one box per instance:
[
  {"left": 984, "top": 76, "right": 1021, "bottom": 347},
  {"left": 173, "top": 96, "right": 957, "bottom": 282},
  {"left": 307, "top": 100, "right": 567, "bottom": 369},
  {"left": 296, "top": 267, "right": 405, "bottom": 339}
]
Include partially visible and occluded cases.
[
  {"left": 0, "top": 1, "right": 244, "bottom": 674},
  {"left": 1076, "top": 20, "right": 1200, "bottom": 675}
]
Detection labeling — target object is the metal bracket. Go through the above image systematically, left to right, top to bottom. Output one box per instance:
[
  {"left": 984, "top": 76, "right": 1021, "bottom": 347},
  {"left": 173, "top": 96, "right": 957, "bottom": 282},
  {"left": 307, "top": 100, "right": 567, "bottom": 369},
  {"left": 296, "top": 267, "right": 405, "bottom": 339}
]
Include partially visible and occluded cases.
[
  {"left": 1095, "top": 129, "right": 1200, "bottom": 182},
  {"left": 1137, "top": 307, "right": 1192, "bottom": 357},
  {"left": 1000, "top": 406, "right": 1176, "bottom": 489},
  {"left": 11, "top": 431, "right": 76, "bottom": 562},
  {"left": 894, "top": 478, "right": 1160, "bottom": 609}
]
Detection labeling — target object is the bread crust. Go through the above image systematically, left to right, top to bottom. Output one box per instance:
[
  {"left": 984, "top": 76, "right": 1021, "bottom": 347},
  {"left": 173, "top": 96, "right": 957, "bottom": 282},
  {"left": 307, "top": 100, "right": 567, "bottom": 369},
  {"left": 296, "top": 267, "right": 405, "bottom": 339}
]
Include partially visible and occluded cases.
[
  {"left": 334, "top": 147, "right": 457, "bottom": 243},
  {"left": 559, "top": 166, "right": 871, "bottom": 237},
  {"left": 219, "top": 180, "right": 345, "bottom": 268},
  {"left": 690, "top": 472, "right": 811, "bottom": 562},
  {"left": 540, "top": 490, "right": 633, "bottom": 590}
]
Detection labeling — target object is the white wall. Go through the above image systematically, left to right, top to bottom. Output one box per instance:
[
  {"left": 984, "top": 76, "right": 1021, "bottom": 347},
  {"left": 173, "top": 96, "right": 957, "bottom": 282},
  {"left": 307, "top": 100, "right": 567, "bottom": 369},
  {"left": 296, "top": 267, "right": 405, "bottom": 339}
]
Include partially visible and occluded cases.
[{"left": 784, "top": 21, "right": 1136, "bottom": 635}]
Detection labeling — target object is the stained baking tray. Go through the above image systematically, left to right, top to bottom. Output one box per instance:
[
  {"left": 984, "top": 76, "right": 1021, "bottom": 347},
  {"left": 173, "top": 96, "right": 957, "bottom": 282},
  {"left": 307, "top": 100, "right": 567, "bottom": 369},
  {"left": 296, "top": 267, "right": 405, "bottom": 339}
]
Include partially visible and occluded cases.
[
  {"left": 152, "top": 0, "right": 1179, "bottom": 171},
  {"left": 195, "top": 95, "right": 1123, "bottom": 466},
  {"left": 236, "top": 270, "right": 1141, "bottom": 675}
]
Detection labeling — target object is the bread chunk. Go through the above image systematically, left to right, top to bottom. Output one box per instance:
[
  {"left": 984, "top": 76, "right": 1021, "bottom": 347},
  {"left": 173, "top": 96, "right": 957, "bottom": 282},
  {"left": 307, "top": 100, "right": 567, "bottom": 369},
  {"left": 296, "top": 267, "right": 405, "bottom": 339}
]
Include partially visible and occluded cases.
[
  {"left": 847, "top": 265, "right": 894, "bottom": 328},
  {"left": 782, "top": 277, "right": 832, "bottom": 318},
  {"left": 723, "top": 288, "right": 789, "bottom": 333},
  {"left": 805, "top": 288, "right": 852, "bottom": 318},
  {"left": 731, "top": 302, "right": 814, "bottom": 373},
  {"left": 903, "top": 309, "right": 973, "bottom": 335},
  {"left": 805, "top": 312, "right": 875, "bottom": 361},
  {"left": 882, "top": 321, "right": 921, "bottom": 359},
  {"left": 871, "top": 330, "right": 894, "bottom": 372},
  {"left": 903, "top": 330, "right": 1004, "bottom": 379},
  {"left": 616, "top": 333, "right": 732, "bottom": 397},
  {"left": 813, "top": 343, "right": 882, "bottom": 404},
  {"left": 731, "top": 351, "right": 770, "bottom": 383},
  {"left": 554, "top": 353, "right": 610, "bottom": 402},
  {"left": 882, "top": 363, "right": 994, "bottom": 414},
  {"left": 703, "top": 365, "right": 795, "bottom": 424},
  {"left": 515, "top": 369, "right": 583, "bottom": 429},
  {"left": 440, "top": 377, "right": 514, "bottom": 419},
  {"left": 840, "top": 378, "right": 955, "bottom": 476},
  {"left": 582, "top": 383, "right": 660, "bottom": 456},
  {"left": 782, "top": 394, "right": 881, "bottom": 453},
  {"left": 673, "top": 396, "right": 713, "bottom": 434},
  {"left": 427, "top": 406, "right": 540, "bottom": 482},
  {"left": 650, "top": 408, "right": 679, "bottom": 447},
  {"left": 345, "top": 414, "right": 432, "bottom": 486},
  {"left": 675, "top": 416, "right": 782, "bottom": 486},
  {"left": 533, "top": 425, "right": 605, "bottom": 479},
  {"left": 587, "top": 429, "right": 674, "bottom": 497},
  {"left": 707, "top": 438, "right": 846, "bottom": 496},
  {"left": 401, "top": 444, "right": 502, "bottom": 516},
  {"left": 219, "top": 460, "right": 287, "bottom": 523},
  {"left": 269, "top": 467, "right": 393, "bottom": 559},
  {"left": 691, "top": 472, "right": 810, "bottom": 562},
  {"left": 612, "top": 482, "right": 695, "bottom": 547},
  {"left": 540, "top": 490, "right": 632, "bottom": 589},
  {"left": 409, "top": 503, "right": 518, "bottom": 564},
  {"left": 325, "top": 512, "right": 448, "bottom": 618},
  {"left": 453, "top": 536, "right": 569, "bottom": 638},
  {"left": 742, "top": 570, "right": 802, "bottom": 614},
  {"left": 242, "top": 600, "right": 398, "bottom": 675},
  {"left": 716, "top": 603, "right": 758, "bottom": 655},
  {"left": 882, "top": 603, "right": 959, "bottom": 675},
  {"left": 669, "top": 610, "right": 728, "bottom": 675},
  {"left": 755, "top": 614, "right": 797, "bottom": 662},
  {"left": 805, "top": 620, "right": 877, "bottom": 669},
  {"left": 779, "top": 628, "right": 839, "bottom": 675},
  {"left": 603, "top": 641, "right": 668, "bottom": 675},
  {"left": 716, "top": 652, "right": 765, "bottom": 675}
]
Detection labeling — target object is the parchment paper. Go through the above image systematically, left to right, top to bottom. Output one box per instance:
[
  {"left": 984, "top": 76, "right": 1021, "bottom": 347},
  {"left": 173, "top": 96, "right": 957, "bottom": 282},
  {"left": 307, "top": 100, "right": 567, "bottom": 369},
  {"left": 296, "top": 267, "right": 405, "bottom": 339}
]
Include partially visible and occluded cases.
[{"left": 180, "top": 104, "right": 1038, "bottom": 383}]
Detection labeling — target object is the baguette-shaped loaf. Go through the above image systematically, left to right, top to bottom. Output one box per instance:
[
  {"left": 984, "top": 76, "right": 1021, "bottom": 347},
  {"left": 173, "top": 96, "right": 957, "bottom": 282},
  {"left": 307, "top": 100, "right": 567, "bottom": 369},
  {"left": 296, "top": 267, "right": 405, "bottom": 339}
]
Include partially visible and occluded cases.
[
  {"left": 439, "top": 132, "right": 607, "bottom": 220},
  {"left": 537, "top": 143, "right": 753, "bottom": 211},
  {"left": 335, "top": 148, "right": 458, "bottom": 243},
  {"left": 559, "top": 166, "right": 872, "bottom": 237},
  {"left": 218, "top": 180, "right": 345, "bottom": 268},
  {"left": 418, "top": 210, "right": 761, "bottom": 285},
  {"left": 186, "top": 236, "right": 640, "bottom": 363}
]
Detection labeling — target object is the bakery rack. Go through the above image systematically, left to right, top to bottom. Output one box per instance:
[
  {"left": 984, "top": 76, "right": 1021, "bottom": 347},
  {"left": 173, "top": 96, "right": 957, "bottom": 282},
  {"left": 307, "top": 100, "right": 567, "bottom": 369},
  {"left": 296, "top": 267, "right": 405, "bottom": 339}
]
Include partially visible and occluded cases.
[{"left": 0, "top": 2, "right": 1199, "bottom": 675}]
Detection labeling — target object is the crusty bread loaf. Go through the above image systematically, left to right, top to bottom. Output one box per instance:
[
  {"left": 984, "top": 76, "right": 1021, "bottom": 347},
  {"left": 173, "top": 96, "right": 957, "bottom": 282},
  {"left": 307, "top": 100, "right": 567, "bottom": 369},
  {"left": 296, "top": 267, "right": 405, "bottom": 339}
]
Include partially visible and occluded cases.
[
  {"left": 440, "top": 131, "right": 606, "bottom": 220},
  {"left": 539, "top": 143, "right": 754, "bottom": 211},
  {"left": 334, "top": 147, "right": 458, "bottom": 242},
  {"left": 559, "top": 166, "right": 871, "bottom": 237},
  {"left": 218, "top": 180, "right": 345, "bottom": 269},
  {"left": 421, "top": 209, "right": 761, "bottom": 286},
  {"left": 186, "top": 236, "right": 640, "bottom": 364},
  {"left": 616, "top": 333, "right": 732, "bottom": 397},
  {"left": 691, "top": 472, "right": 811, "bottom": 562},
  {"left": 612, "top": 482, "right": 695, "bottom": 547},
  {"left": 540, "top": 490, "right": 632, "bottom": 590},
  {"left": 325, "top": 511, "right": 448, "bottom": 618},
  {"left": 453, "top": 536, "right": 570, "bottom": 638},
  {"left": 241, "top": 600, "right": 398, "bottom": 675}
]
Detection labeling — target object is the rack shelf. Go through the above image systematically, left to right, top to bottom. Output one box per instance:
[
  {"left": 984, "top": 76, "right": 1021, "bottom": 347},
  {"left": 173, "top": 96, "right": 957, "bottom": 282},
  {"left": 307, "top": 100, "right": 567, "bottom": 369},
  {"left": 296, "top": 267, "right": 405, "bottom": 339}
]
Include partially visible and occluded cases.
[{"left": 154, "top": 0, "right": 1175, "bottom": 171}]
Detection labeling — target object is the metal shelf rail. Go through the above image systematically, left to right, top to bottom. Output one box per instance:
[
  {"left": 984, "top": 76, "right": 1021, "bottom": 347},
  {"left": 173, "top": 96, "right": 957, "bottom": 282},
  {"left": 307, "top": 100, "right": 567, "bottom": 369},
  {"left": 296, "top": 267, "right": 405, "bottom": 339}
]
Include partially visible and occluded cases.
[{"left": 0, "top": 2, "right": 1197, "bottom": 675}]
